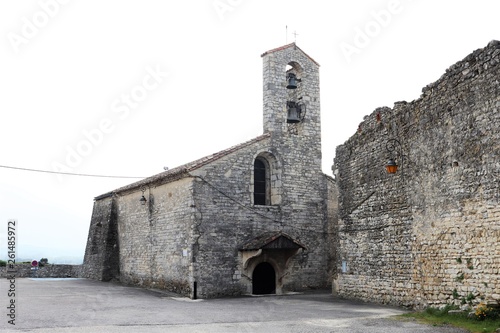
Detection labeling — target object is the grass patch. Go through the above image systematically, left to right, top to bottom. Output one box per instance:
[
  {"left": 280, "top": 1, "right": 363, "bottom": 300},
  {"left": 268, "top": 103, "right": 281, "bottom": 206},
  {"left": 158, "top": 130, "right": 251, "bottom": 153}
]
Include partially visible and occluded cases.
[{"left": 398, "top": 305, "right": 500, "bottom": 333}]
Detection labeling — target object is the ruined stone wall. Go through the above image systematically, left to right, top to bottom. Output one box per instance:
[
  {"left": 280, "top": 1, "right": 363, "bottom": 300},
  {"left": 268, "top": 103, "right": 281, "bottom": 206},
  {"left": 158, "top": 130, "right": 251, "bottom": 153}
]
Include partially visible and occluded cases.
[
  {"left": 334, "top": 40, "right": 500, "bottom": 308},
  {"left": 115, "top": 177, "right": 195, "bottom": 296}
]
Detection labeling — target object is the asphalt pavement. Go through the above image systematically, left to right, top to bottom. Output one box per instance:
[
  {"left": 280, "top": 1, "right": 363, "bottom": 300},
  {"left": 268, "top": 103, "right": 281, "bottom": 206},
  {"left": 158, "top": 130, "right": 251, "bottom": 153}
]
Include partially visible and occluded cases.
[{"left": 2, "top": 278, "right": 469, "bottom": 332}]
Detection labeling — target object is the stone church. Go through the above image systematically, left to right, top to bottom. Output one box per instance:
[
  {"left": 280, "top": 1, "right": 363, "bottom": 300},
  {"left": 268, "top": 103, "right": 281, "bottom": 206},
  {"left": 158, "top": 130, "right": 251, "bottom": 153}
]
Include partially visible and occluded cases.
[
  {"left": 83, "top": 39, "right": 500, "bottom": 308},
  {"left": 82, "top": 43, "right": 337, "bottom": 298}
]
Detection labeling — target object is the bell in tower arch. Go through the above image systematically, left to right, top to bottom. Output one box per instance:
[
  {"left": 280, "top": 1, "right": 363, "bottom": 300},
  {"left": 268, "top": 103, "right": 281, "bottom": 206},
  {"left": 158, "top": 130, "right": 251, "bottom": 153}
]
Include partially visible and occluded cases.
[
  {"left": 286, "top": 73, "right": 300, "bottom": 89},
  {"left": 286, "top": 101, "right": 301, "bottom": 123}
]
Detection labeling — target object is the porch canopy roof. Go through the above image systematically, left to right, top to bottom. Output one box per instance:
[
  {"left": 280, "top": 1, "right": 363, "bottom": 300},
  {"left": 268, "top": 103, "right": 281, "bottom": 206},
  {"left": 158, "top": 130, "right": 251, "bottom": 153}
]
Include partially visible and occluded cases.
[{"left": 239, "top": 231, "right": 306, "bottom": 251}]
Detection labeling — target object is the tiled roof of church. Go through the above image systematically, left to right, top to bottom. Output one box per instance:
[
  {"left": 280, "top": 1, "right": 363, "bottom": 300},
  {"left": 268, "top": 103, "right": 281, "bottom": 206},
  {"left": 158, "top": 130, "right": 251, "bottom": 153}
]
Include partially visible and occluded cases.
[
  {"left": 261, "top": 42, "right": 320, "bottom": 66},
  {"left": 95, "top": 132, "right": 271, "bottom": 199}
]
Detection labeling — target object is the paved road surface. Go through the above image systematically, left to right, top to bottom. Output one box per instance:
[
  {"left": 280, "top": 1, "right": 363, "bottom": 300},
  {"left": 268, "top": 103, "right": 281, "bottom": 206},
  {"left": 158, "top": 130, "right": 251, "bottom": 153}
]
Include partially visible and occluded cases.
[{"left": 2, "top": 278, "right": 468, "bottom": 332}]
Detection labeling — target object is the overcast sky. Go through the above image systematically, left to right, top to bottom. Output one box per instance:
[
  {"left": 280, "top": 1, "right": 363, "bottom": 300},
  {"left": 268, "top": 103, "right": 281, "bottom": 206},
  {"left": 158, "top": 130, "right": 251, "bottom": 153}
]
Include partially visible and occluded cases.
[{"left": 1, "top": 0, "right": 498, "bottom": 262}]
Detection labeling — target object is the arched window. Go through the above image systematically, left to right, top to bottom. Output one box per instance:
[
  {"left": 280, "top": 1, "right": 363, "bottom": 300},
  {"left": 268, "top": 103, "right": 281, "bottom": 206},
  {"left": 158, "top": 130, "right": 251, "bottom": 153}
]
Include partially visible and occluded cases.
[
  {"left": 253, "top": 152, "right": 281, "bottom": 206},
  {"left": 254, "top": 157, "right": 270, "bottom": 205}
]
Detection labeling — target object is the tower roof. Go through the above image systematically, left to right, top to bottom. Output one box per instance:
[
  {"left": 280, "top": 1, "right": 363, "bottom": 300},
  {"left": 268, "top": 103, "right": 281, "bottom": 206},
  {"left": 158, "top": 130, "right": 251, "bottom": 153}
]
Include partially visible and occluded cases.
[{"left": 261, "top": 42, "right": 320, "bottom": 67}]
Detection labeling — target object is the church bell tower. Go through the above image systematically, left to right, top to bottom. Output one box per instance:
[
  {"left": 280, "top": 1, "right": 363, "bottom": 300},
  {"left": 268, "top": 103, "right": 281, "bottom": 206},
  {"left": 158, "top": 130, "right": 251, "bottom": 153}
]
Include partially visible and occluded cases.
[{"left": 260, "top": 43, "right": 322, "bottom": 166}]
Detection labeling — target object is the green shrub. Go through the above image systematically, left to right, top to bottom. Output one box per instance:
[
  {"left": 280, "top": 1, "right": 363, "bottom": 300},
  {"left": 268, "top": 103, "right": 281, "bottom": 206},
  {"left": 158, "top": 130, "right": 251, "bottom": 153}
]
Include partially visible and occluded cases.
[
  {"left": 39, "top": 258, "right": 49, "bottom": 267},
  {"left": 466, "top": 292, "right": 475, "bottom": 304},
  {"left": 425, "top": 304, "right": 458, "bottom": 317}
]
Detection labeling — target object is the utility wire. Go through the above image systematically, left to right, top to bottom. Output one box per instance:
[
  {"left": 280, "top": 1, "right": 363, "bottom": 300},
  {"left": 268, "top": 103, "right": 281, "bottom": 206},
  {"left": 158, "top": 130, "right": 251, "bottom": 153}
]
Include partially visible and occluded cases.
[{"left": 0, "top": 164, "right": 146, "bottom": 179}]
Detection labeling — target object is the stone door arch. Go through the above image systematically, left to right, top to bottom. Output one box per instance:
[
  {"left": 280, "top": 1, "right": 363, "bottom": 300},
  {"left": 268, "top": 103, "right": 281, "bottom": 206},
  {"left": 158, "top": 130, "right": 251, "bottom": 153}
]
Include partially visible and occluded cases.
[{"left": 239, "top": 232, "right": 306, "bottom": 295}]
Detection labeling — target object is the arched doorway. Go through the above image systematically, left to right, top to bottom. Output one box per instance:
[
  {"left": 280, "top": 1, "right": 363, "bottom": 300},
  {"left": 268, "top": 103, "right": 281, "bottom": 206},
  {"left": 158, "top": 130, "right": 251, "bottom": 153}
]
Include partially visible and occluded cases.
[{"left": 252, "top": 262, "right": 276, "bottom": 294}]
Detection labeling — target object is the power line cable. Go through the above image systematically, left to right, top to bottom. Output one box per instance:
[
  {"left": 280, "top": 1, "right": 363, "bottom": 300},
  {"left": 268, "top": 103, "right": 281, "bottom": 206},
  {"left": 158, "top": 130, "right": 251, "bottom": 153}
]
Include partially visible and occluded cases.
[
  {"left": 0, "top": 164, "right": 146, "bottom": 179},
  {"left": 189, "top": 173, "right": 334, "bottom": 236}
]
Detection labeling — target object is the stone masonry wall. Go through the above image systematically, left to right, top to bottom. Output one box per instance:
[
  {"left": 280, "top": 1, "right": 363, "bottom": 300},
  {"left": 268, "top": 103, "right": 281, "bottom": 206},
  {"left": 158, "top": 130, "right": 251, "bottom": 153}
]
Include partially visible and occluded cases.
[
  {"left": 334, "top": 40, "right": 500, "bottom": 308},
  {"left": 326, "top": 175, "right": 339, "bottom": 285},
  {"left": 115, "top": 177, "right": 195, "bottom": 297},
  {"left": 82, "top": 195, "right": 119, "bottom": 281},
  {"left": 0, "top": 264, "right": 82, "bottom": 278}
]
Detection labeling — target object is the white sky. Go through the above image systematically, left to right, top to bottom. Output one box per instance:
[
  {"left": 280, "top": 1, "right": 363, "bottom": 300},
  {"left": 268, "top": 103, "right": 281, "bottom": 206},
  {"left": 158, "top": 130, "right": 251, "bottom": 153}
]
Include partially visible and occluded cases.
[{"left": 0, "top": 0, "right": 498, "bottom": 262}]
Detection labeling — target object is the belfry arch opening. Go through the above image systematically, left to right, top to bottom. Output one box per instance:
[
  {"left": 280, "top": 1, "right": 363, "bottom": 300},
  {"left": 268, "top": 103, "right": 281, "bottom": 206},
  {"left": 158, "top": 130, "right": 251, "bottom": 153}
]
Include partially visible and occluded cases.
[
  {"left": 285, "top": 61, "right": 303, "bottom": 82},
  {"left": 286, "top": 61, "right": 303, "bottom": 73},
  {"left": 286, "top": 61, "right": 304, "bottom": 128},
  {"left": 252, "top": 262, "right": 276, "bottom": 295}
]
